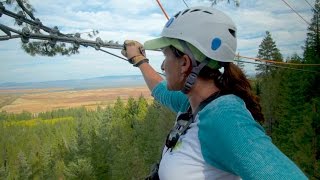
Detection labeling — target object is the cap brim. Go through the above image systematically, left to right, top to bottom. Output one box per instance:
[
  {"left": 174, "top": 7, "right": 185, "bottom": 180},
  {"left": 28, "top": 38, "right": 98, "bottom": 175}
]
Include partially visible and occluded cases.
[{"left": 144, "top": 37, "right": 173, "bottom": 50}]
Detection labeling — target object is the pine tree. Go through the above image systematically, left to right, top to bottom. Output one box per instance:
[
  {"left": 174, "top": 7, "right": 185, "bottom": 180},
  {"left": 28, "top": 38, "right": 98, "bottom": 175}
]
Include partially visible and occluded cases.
[
  {"left": 204, "top": 0, "right": 240, "bottom": 7},
  {"left": 303, "top": 0, "right": 320, "bottom": 101},
  {"left": 2, "top": 1, "right": 99, "bottom": 57},
  {"left": 271, "top": 1, "right": 320, "bottom": 178},
  {"left": 297, "top": 1, "right": 320, "bottom": 178},
  {"left": 304, "top": 1, "right": 320, "bottom": 64},
  {"left": 255, "top": 31, "right": 283, "bottom": 134},
  {"left": 256, "top": 31, "right": 283, "bottom": 77},
  {"left": 89, "top": 126, "right": 111, "bottom": 179},
  {"left": 17, "top": 151, "right": 32, "bottom": 180},
  {"left": 64, "top": 158, "right": 95, "bottom": 180},
  {"left": 0, "top": 165, "right": 7, "bottom": 179}
]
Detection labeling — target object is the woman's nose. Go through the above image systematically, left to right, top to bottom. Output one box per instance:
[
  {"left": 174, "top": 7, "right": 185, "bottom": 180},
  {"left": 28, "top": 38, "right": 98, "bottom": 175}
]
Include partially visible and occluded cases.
[{"left": 161, "top": 61, "right": 165, "bottom": 71}]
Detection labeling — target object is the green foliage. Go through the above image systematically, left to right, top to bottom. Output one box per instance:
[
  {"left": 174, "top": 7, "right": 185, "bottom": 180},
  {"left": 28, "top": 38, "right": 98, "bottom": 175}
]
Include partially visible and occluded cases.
[
  {"left": 204, "top": 0, "right": 240, "bottom": 7},
  {"left": 303, "top": 0, "right": 320, "bottom": 62},
  {"left": 3, "top": 1, "right": 100, "bottom": 57},
  {"left": 254, "top": 2, "right": 320, "bottom": 178},
  {"left": 255, "top": 31, "right": 284, "bottom": 135},
  {"left": 256, "top": 31, "right": 283, "bottom": 76},
  {"left": 21, "top": 41, "right": 79, "bottom": 57},
  {"left": 256, "top": 50, "right": 319, "bottom": 179},
  {"left": 0, "top": 97, "right": 175, "bottom": 179},
  {"left": 0, "top": 110, "right": 33, "bottom": 121},
  {"left": 17, "top": 151, "right": 31, "bottom": 180},
  {"left": 64, "top": 158, "right": 95, "bottom": 180},
  {"left": 0, "top": 165, "right": 7, "bottom": 179}
]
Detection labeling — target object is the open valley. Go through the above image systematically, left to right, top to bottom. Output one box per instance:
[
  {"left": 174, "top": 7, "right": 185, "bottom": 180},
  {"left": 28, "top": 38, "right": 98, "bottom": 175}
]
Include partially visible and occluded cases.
[{"left": 0, "top": 86, "right": 152, "bottom": 113}]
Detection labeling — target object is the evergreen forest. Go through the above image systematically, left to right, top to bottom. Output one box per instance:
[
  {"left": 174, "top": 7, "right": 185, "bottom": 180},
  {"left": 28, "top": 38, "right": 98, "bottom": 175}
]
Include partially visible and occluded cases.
[
  {"left": 0, "top": 0, "right": 319, "bottom": 179},
  {"left": 0, "top": 97, "right": 176, "bottom": 179}
]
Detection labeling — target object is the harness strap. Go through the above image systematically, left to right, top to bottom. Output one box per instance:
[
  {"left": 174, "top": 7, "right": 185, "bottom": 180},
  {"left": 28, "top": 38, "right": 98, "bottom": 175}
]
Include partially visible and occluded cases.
[{"left": 179, "top": 40, "right": 210, "bottom": 94}]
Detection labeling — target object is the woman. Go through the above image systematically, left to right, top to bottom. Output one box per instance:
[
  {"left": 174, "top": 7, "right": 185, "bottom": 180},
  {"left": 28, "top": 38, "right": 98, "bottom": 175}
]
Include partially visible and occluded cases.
[{"left": 121, "top": 6, "right": 307, "bottom": 180}]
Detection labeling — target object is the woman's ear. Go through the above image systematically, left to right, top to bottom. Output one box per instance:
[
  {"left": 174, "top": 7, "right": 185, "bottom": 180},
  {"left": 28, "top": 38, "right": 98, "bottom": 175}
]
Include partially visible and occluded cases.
[{"left": 180, "top": 55, "right": 192, "bottom": 74}]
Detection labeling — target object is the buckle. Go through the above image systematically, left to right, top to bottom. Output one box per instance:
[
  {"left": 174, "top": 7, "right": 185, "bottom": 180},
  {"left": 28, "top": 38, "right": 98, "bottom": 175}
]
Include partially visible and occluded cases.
[{"left": 165, "top": 111, "right": 192, "bottom": 149}]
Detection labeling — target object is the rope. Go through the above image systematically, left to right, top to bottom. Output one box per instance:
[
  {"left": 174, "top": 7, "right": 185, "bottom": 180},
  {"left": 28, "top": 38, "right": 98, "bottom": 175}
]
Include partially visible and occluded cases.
[
  {"left": 153, "top": 0, "right": 319, "bottom": 73},
  {"left": 156, "top": 0, "right": 169, "bottom": 20},
  {"left": 2, "top": 1, "right": 318, "bottom": 75},
  {"left": 0, "top": 2, "right": 166, "bottom": 76},
  {"left": 237, "top": 55, "right": 320, "bottom": 66},
  {"left": 237, "top": 60, "right": 320, "bottom": 74}
]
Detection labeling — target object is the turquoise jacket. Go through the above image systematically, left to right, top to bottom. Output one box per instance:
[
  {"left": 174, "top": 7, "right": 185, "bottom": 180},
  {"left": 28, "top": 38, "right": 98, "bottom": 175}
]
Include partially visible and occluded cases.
[{"left": 152, "top": 81, "right": 307, "bottom": 180}]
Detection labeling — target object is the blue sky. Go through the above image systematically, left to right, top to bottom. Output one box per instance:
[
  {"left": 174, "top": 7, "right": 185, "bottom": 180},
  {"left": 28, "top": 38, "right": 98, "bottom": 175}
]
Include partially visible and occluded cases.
[{"left": 0, "top": 0, "right": 316, "bottom": 83}]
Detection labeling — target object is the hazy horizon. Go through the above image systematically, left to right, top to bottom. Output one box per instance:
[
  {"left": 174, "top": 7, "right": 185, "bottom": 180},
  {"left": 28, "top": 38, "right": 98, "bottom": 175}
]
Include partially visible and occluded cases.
[{"left": 0, "top": 75, "right": 147, "bottom": 90}]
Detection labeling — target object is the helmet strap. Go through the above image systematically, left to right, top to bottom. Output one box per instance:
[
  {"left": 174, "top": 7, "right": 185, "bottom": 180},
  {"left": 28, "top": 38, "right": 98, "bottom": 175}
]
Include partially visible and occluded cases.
[{"left": 179, "top": 40, "right": 209, "bottom": 94}]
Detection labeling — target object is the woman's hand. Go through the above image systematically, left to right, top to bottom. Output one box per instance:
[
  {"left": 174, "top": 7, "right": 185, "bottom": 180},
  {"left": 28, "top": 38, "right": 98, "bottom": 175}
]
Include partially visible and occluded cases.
[{"left": 121, "top": 40, "right": 149, "bottom": 67}]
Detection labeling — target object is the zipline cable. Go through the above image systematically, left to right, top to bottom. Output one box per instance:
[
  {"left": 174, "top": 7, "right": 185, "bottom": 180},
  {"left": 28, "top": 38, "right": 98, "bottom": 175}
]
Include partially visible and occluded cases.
[
  {"left": 16, "top": 0, "right": 35, "bottom": 20},
  {"left": 155, "top": 0, "right": 320, "bottom": 68},
  {"left": 182, "top": 0, "right": 189, "bottom": 8},
  {"left": 281, "top": 0, "right": 311, "bottom": 25},
  {"left": 303, "top": 0, "right": 317, "bottom": 12},
  {"left": 2, "top": 1, "right": 318, "bottom": 75},
  {"left": 0, "top": 2, "right": 166, "bottom": 76},
  {"left": 0, "top": 3, "right": 68, "bottom": 37},
  {"left": 98, "top": 48, "right": 166, "bottom": 76},
  {"left": 99, "top": 49, "right": 127, "bottom": 61},
  {"left": 237, "top": 55, "right": 320, "bottom": 66},
  {"left": 237, "top": 60, "right": 320, "bottom": 74}
]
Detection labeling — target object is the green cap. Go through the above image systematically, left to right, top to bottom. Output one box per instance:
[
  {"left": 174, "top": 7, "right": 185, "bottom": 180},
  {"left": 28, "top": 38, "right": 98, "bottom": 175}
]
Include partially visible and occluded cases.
[{"left": 144, "top": 37, "right": 220, "bottom": 69}]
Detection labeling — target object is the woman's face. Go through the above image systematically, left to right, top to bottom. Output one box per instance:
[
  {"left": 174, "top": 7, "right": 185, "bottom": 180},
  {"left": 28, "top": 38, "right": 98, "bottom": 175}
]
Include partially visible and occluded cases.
[{"left": 161, "top": 47, "right": 189, "bottom": 90}]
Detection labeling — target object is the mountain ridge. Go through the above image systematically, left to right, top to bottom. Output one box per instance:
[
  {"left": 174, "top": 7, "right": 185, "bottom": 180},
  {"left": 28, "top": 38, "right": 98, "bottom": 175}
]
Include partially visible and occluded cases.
[{"left": 0, "top": 75, "right": 146, "bottom": 90}]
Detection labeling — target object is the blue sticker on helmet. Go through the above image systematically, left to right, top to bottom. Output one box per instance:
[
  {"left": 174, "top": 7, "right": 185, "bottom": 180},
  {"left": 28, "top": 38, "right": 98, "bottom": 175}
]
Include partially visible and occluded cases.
[
  {"left": 165, "top": 18, "right": 174, "bottom": 28},
  {"left": 211, "top": 38, "right": 221, "bottom": 51}
]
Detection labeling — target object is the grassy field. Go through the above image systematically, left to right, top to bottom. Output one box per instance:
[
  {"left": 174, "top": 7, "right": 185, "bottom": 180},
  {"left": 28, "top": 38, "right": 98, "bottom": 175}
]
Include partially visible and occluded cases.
[{"left": 0, "top": 86, "right": 152, "bottom": 113}]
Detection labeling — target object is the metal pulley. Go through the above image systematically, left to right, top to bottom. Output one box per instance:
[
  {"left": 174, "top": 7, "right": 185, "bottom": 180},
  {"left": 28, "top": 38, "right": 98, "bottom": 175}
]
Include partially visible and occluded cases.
[
  {"left": 16, "top": 11, "right": 25, "bottom": 25},
  {"left": 33, "top": 18, "right": 42, "bottom": 33},
  {"left": 49, "top": 26, "right": 59, "bottom": 47},
  {"left": 51, "top": 26, "right": 59, "bottom": 34},
  {"left": 21, "top": 27, "right": 31, "bottom": 43},
  {"left": 73, "top": 33, "right": 81, "bottom": 49},
  {"left": 74, "top": 33, "right": 81, "bottom": 38},
  {"left": 95, "top": 37, "right": 103, "bottom": 50},
  {"left": 49, "top": 38, "right": 57, "bottom": 47}
]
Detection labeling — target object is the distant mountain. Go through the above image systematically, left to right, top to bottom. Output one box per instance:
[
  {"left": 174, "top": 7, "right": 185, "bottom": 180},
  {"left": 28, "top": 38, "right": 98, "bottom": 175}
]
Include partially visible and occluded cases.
[{"left": 0, "top": 75, "right": 146, "bottom": 90}]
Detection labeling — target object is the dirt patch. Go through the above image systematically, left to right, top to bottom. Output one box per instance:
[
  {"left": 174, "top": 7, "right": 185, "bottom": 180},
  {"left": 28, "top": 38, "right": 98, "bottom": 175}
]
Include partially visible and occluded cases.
[
  {"left": 0, "top": 86, "right": 152, "bottom": 113},
  {"left": 0, "top": 95, "right": 20, "bottom": 108}
]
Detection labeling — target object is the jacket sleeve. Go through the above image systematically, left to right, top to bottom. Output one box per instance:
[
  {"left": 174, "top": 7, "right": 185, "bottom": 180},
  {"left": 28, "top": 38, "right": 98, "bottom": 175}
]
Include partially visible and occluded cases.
[
  {"left": 151, "top": 80, "right": 189, "bottom": 113},
  {"left": 198, "top": 95, "right": 307, "bottom": 180}
]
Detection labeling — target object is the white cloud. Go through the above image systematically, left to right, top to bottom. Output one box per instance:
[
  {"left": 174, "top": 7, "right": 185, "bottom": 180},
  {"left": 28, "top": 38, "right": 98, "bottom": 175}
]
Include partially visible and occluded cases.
[{"left": 0, "top": 0, "right": 317, "bottom": 82}]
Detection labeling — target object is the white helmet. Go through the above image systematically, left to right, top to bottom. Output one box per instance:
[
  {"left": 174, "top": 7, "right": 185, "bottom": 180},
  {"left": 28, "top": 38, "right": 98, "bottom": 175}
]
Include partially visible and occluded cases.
[
  {"left": 144, "top": 6, "right": 237, "bottom": 93},
  {"left": 145, "top": 6, "right": 237, "bottom": 63}
]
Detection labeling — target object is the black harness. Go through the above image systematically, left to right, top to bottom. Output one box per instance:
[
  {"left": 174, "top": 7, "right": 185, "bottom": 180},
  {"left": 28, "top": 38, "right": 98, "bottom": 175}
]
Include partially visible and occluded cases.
[
  {"left": 165, "top": 90, "right": 223, "bottom": 150},
  {"left": 145, "top": 91, "right": 226, "bottom": 180}
]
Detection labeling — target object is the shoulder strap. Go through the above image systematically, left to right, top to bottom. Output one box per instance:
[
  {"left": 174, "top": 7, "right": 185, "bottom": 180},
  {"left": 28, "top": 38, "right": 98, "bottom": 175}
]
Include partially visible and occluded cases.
[
  {"left": 161, "top": 91, "right": 227, "bottom": 154},
  {"left": 180, "top": 91, "right": 225, "bottom": 136},
  {"left": 192, "top": 91, "right": 223, "bottom": 120}
]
